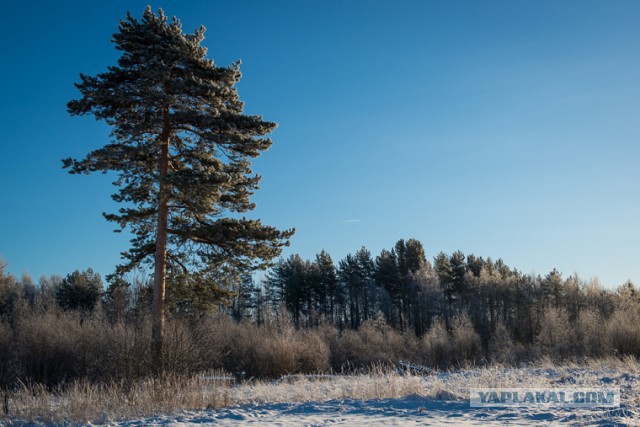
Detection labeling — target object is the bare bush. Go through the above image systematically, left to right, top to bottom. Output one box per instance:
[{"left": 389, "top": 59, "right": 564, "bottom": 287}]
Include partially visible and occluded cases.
[
  {"left": 2, "top": 274, "right": 639, "bottom": 394},
  {"left": 606, "top": 306, "right": 640, "bottom": 357},
  {"left": 15, "top": 307, "right": 86, "bottom": 386},
  {"left": 536, "top": 307, "right": 577, "bottom": 361},
  {"left": 575, "top": 308, "right": 608, "bottom": 358},
  {"left": 75, "top": 311, "right": 152, "bottom": 381},
  {"left": 450, "top": 312, "right": 482, "bottom": 366},
  {"left": 209, "top": 315, "right": 330, "bottom": 378},
  {"left": 162, "top": 317, "right": 205, "bottom": 375},
  {"left": 330, "top": 318, "right": 420, "bottom": 370},
  {"left": 421, "top": 318, "right": 451, "bottom": 368},
  {"left": 0, "top": 321, "right": 14, "bottom": 389},
  {"left": 488, "top": 321, "right": 515, "bottom": 364},
  {"left": 294, "top": 328, "right": 331, "bottom": 373},
  {"left": 331, "top": 329, "right": 367, "bottom": 369}
]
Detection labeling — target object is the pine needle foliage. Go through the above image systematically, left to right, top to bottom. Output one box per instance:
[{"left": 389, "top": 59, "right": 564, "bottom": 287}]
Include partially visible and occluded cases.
[{"left": 64, "top": 7, "right": 294, "bottom": 366}]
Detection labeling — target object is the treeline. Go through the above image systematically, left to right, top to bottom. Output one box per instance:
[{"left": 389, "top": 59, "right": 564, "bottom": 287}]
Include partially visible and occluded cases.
[
  {"left": 1, "top": 239, "right": 640, "bottom": 388},
  {"left": 256, "top": 239, "right": 640, "bottom": 353}
]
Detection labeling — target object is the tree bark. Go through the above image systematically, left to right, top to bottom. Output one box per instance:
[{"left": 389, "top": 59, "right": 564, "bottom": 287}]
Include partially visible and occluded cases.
[{"left": 152, "top": 109, "right": 171, "bottom": 374}]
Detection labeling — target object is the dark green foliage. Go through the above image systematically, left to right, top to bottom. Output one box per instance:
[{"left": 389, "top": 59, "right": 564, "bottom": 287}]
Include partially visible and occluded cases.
[
  {"left": 64, "top": 6, "right": 294, "bottom": 305},
  {"left": 396, "top": 238, "right": 427, "bottom": 277},
  {"left": 372, "top": 239, "right": 431, "bottom": 331},
  {"left": 394, "top": 239, "right": 429, "bottom": 332},
  {"left": 338, "top": 247, "right": 377, "bottom": 329},
  {"left": 375, "top": 249, "right": 401, "bottom": 326},
  {"left": 449, "top": 250, "right": 467, "bottom": 297},
  {"left": 265, "top": 251, "right": 343, "bottom": 327},
  {"left": 313, "top": 251, "right": 339, "bottom": 323},
  {"left": 434, "top": 251, "right": 454, "bottom": 303},
  {"left": 265, "top": 254, "right": 311, "bottom": 326},
  {"left": 466, "top": 254, "right": 484, "bottom": 277},
  {"left": 54, "top": 269, "right": 103, "bottom": 313},
  {"left": 165, "top": 270, "right": 235, "bottom": 317}
]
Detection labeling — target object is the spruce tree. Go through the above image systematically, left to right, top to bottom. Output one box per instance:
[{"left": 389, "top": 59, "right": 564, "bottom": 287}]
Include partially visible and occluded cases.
[
  {"left": 64, "top": 7, "right": 294, "bottom": 368},
  {"left": 449, "top": 250, "right": 468, "bottom": 298},
  {"left": 54, "top": 269, "right": 103, "bottom": 314}
]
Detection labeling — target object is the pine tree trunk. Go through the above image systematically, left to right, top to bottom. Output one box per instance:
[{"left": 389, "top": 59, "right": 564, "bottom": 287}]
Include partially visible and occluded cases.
[{"left": 152, "top": 110, "right": 171, "bottom": 374}]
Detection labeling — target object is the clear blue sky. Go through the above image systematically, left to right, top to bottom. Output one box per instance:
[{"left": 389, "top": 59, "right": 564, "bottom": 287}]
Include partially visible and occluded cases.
[{"left": 1, "top": 0, "right": 639, "bottom": 287}]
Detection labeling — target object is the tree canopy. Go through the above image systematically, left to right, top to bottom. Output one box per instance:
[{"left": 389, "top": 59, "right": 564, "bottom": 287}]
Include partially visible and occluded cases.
[{"left": 54, "top": 268, "right": 102, "bottom": 313}]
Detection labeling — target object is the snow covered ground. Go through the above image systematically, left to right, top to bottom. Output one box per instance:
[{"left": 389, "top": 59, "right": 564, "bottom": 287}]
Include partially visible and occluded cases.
[
  {"left": 99, "top": 366, "right": 640, "bottom": 427},
  {"left": 105, "top": 395, "right": 638, "bottom": 426}
]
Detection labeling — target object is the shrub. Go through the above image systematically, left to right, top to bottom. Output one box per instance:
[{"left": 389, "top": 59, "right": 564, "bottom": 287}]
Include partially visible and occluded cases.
[
  {"left": 536, "top": 307, "right": 577, "bottom": 361},
  {"left": 606, "top": 307, "right": 640, "bottom": 357},
  {"left": 15, "top": 308, "right": 85, "bottom": 386},
  {"left": 575, "top": 308, "right": 608, "bottom": 358},
  {"left": 81, "top": 312, "right": 152, "bottom": 381},
  {"left": 450, "top": 312, "right": 482, "bottom": 366},
  {"left": 207, "top": 315, "right": 331, "bottom": 379},
  {"left": 330, "top": 318, "right": 419, "bottom": 370},
  {"left": 421, "top": 318, "right": 451, "bottom": 368},
  {"left": 0, "top": 321, "right": 15, "bottom": 388},
  {"left": 488, "top": 321, "right": 515, "bottom": 364},
  {"left": 294, "top": 328, "right": 331, "bottom": 373},
  {"left": 331, "top": 329, "right": 366, "bottom": 370}
]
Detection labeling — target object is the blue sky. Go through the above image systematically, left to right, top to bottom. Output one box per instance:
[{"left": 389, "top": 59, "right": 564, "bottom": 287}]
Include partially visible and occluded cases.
[{"left": 1, "top": 0, "right": 639, "bottom": 287}]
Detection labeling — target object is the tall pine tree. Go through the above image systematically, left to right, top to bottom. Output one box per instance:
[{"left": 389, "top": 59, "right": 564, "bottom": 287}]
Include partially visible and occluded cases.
[{"left": 64, "top": 7, "right": 294, "bottom": 369}]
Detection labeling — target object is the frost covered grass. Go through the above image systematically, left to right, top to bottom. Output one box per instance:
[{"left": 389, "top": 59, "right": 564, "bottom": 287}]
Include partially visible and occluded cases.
[
  {"left": 3, "top": 358, "right": 640, "bottom": 425},
  {"left": 2, "top": 367, "right": 424, "bottom": 425}
]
